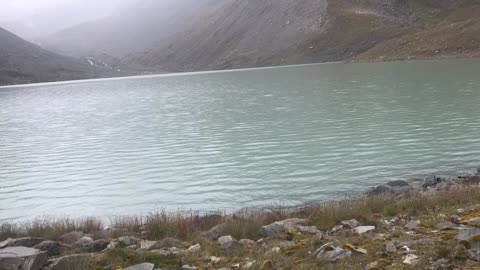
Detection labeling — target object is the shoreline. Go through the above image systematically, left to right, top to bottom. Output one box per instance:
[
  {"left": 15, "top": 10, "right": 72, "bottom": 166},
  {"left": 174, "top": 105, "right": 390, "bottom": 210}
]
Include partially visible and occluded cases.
[{"left": 2, "top": 168, "right": 480, "bottom": 269}]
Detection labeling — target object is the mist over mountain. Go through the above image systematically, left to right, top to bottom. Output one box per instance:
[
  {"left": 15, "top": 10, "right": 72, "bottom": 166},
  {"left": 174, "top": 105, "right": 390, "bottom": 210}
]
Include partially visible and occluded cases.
[{"left": 1, "top": 0, "right": 480, "bottom": 85}]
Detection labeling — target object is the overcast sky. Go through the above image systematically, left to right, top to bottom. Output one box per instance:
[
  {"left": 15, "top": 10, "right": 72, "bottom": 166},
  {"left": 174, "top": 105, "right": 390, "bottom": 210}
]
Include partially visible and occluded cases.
[{"left": 0, "top": 0, "right": 122, "bottom": 37}]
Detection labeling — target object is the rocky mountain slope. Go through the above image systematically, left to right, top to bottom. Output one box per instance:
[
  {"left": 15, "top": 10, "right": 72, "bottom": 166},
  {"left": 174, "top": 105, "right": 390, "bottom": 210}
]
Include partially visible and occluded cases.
[{"left": 0, "top": 27, "right": 121, "bottom": 86}]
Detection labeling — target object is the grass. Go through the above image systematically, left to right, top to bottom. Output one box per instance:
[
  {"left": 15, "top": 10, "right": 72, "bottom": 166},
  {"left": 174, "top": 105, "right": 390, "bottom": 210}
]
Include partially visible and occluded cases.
[{"left": 3, "top": 185, "right": 480, "bottom": 243}]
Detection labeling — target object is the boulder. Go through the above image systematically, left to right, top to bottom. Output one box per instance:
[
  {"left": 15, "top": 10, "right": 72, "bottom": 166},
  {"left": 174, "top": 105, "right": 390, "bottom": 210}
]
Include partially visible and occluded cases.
[
  {"left": 423, "top": 175, "right": 446, "bottom": 188},
  {"left": 259, "top": 218, "right": 309, "bottom": 237},
  {"left": 340, "top": 219, "right": 361, "bottom": 229},
  {"left": 405, "top": 220, "right": 419, "bottom": 230},
  {"left": 200, "top": 224, "right": 226, "bottom": 240},
  {"left": 296, "top": 225, "right": 322, "bottom": 235},
  {"left": 353, "top": 226, "right": 375, "bottom": 234},
  {"left": 58, "top": 232, "right": 84, "bottom": 245},
  {"left": 118, "top": 236, "right": 141, "bottom": 247},
  {"left": 218, "top": 236, "right": 242, "bottom": 256},
  {"left": 0, "top": 238, "right": 45, "bottom": 249},
  {"left": 84, "top": 239, "right": 109, "bottom": 252},
  {"left": 239, "top": 239, "right": 256, "bottom": 248},
  {"left": 140, "top": 240, "right": 158, "bottom": 250},
  {"left": 33, "top": 241, "right": 61, "bottom": 257},
  {"left": 385, "top": 241, "right": 397, "bottom": 253},
  {"left": 314, "top": 242, "right": 351, "bottom": 262},
  {"left": 186, "top": 243, "right": 201, "bottom": 253},
  {"left": 0, "top": 246, "right": 48, "bottom": 270},
  {"left": 43, "top": 254, "right": 96, "bottom": 270},
  {"left": 403, "top": 254, "right": 419, "bottom": 265},
  {"left": 124, "top": 263, "right": 155, "bottom": 270}
]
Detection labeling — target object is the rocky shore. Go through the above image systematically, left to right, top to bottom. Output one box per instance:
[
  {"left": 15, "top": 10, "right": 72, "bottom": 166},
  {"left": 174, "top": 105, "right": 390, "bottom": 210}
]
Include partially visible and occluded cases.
[{"left": 1, "top": 168, "right": 480, "bottom": 270}]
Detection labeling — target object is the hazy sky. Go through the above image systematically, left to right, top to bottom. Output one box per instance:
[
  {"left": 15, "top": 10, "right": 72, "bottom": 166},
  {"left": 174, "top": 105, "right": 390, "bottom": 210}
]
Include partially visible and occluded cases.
[{"left": 0, "top": 0, "right": 122, "bottom": 37}]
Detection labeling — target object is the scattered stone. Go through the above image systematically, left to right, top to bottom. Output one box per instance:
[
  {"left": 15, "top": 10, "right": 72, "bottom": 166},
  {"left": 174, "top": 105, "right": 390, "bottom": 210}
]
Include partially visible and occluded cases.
[
  {"left": 423, "top": 175, "right": 445, "bottom": 188},
  {"left": 451, "top": 215, "right": 461, "bottom": 224},
  {"left": 259, "top": 218, "right": 308, "bottom": 237},
  {"left": 340, "top": 219, "right": 361, "bottom": 229},
  {"left": 405, "top": 220, "right": 418, "bottom": 230},
  {"left": 435, "top": 222, "right": 462, "bottom": 230},
  {"left": 200, "top": 224, "right": 226, "bottom": 240},
  {"left": 296, "top": 225, "right": 322, "bottom": 235},
  {"left": 330, "top": 225, "right": 344, "bottom": 234},
  {"left": 353, "top": 226, "right": 375, "bottom": 234},
  {"left": 58, "top": 231, "right": 84, "bottom": 245},
  {"left": 74, "top": 236, "right": 94, "bottom": 250},
  {"left": 118, "top": 236, "right": 141, "bottom": 247},
  {"left": 218, "top": 236, "right": 242, "bottom": 256},
  {"left": 0, "top": 237, "right": 45, "bottom": 248},
  {"left": 155, "top": 237, "right": 182, "bottom": 248},
  {"left": 85, "top": 239, "right": 109, "bottom": 252},
  {"left": 239, "top": 239, "right": 256, "bottom": 248},
  {"left": 33, "top": 240, "right": 61, "bottom": 257},
  {"left": 140, "top": 240, "right": 158, "bottom": 250},
  {"left": 278, "top": 241, "right": 295, "bottom": 248},
  {"left": 385, "top": 241, "right": 397, "bottom": 253},
  {"left": 314, "top": 242, "right": 351, "bottom": 262},
  {"left": 187, "top": 243, "right": 201, "bottom": 253},
  {"left": 0, "top": 246, "right": 48, "bottom": 270},
  {"left": 270, "top": 247, "right": 280, "bottom": 253},
  {"left": 44, "top": 254, "right": 96, "bottom": 270},
  {"left": 403, "top": 254, "right": 419, "bottom": 265},
  {"left": 208, "top": 256, "right": 221, "bottom": 264},
  {"left": 432, "top": 258, "right": 450, "bottom": 270},
  {"left": 242, "top": 260, "right": 255, "bottom": 269},
  {"left": 123, "top": 263, "right": 154, "bottom": 270},
  {"left": 182, "top": 265, "right": 198, "bottom": 270}
]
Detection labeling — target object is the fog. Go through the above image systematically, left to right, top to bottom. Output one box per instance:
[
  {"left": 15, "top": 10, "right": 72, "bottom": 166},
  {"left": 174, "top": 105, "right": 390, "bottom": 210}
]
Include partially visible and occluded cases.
[{"left": 0, "top": 0, "right": 124, "bottom": 38}]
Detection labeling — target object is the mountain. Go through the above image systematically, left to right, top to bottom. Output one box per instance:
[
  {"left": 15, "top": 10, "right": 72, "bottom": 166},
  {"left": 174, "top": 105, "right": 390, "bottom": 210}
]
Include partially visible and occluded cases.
[
  {"left": 124, "top": 0, "right": 480, "bottom": 71},
  {"left": 0, "top": 27, "right": 120, "bottom": 86}
]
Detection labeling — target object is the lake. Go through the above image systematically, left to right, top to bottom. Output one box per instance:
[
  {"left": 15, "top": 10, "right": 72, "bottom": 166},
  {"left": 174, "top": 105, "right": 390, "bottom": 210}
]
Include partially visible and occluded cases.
[{"left": 1, "top": 59, "right": 480, "bottom": 221}]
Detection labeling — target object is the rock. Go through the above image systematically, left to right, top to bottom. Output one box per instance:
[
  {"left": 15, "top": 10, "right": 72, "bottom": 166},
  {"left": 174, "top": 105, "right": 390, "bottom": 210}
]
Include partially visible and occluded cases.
[
  {"left": 423, "top": 175, "right": 445, "bottom": 188},
  {"left": 387, "top": 180, "right": 410, "bottom": 187},
  {"left": 368, "top": 185, "right": 391, "bottom": 195},
  {"left": 450, "top": 215, "right": 461, "bottom": 224},
  {"left": 461, "top": 215, "right": 480, "bottom": 227},
  {"left": 259, "top": 218, "right": 308, "bottom": 237},
  {"left": 340, "top": 219, "right": 361, "bottom": 229},
  {"left": 404, "top": 220, "right": 418, "bottom": 230},
  {"left": 435, "top": 222, "right": 463, "bottom": 230},
  {"left": 200, "top": 224, "right": 226, "bottom": 240},
  {"left": 296, "top": 225, "right": 322, "bottom": 235},
  {"left": 330, "top": 225, "right": 344, "bottom": 234},
  {"left": 353, "top": 226, "right": 375, "bottom": 234},
  {"left": 58, "top": 231, "right": 84, "bottom": 245},
  {"left": 118, "top": 236, "right": 141, "bottom": 247},
  {"left": 218, "top": 236, "right": 242, "bottom": 256},
  {"left": 155, "top": 237, "right": 182, "bottom": 248},
  {"left": 0, "top": 238, "right": 45, "bottom": 248},
  {"left": 85, "top": 239, "right": 109, "bottom": 252},
  {"left": 239, "top": 239, "right": 256, "bottom": 248},
  {"left": 140, "top": 240, "right": 158, "bottom": 250},
  {"left": 33, "top": 241, "right": 61, "bottom": 257},
  {"left": 278, "top": 241, "right": 295, "bottom": 248},
  {"left": 385, "top": 241, "right": 397, "bottom": 253},
  {"left": 314, "top": 242, "right": 351, "bottom": 262},
  {"left": 186, "top": 243, "right": 201, "bottom": 253},
  {"left": 344, "top": 243, "right": 367, "bottom": 254},
  {"left": 0, "top": 246, "right": 48, "bottom": 270},
  {"left": 151, "top": 247, "right": 184, "bottom": 256},
  {"left": 270, "top": 247, "right": 280, "bottom": 253},
  {"left": 468, "top": 249, "right": 480, "bottom": 261},
  {"left": 43, "top": 254, "right": 96, "bottom": 270},
  {"left": 403, "top": 254, "right": 419, "bottom": 264},
  {"left": 207, "top": 256, "right": 221, "bottom": 264},
  {"left": 432, "top": 258, "right": 450, "bottom": 270},
  {"left": 242, "top": 260, "right": 255, "bottom": 269},
  {"left": 259, "top": 260, "right": 273, "bottom": 270},
  {"left": 365, "top": 261, "right": 380, "bottom": 270},
  {"left": 124, "top": 263, "right": 155, "bottom": 270},
  {"left": 182, "top": 265, "right": 197, "bottom": 270}
]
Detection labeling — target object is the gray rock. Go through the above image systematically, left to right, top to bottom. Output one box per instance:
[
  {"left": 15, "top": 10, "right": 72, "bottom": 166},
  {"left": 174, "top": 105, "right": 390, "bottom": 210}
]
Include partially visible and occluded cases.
[
  {"left": 423, "top": 175, "right": 445, "bottom": 188},
  {"left": 386, "top": 180, "right": 410, "bottom": 187},
  {"left": 368, "top": 185, "right": 391, "bottom": 195},
  {"left": 259, "top": 218, "right": 309, "bottom": 237},
  {"left": 340, "top": 219, "right": 361, "bottom": 229},
  {"left": 405, "top": 220, "right": 418, "bottom": 230},
  {"left": 435, "top": 222, "right": 463, "bottom": 230},
  {"left": 200, "top": 224, "right": 226, "bottom": 240},
  {"left": 296, "top": 225, "right": 322, "bottom": 235},
  {"left": 353, "top": 226, "right": 375, "bottom": 234},
  {"left": 58, "top": 232, "right": 84, "bottom": 245},
  {"left": 74, "top": 236, "right": 94, "bottom": 250},
  {"left": 118, "top": 236, "right": 141, "bottom": 247},
  {"left": 218, "top": 236, "right": 242, "bottom": 256},
  {"left": 0, "top": 238, "right": 45, "bottom": 249},
  {"left": 85, "top": 239, "right": 109, "bottom": 252},
  {"left": 239, "top": 239, "right": 256, "bottom": 248},
  {"left": 140, "top": 240, "right": 158, "bottom": 250},
  {"left": 33, "top": 241, "right": 61, "bottom": 257},
  {"left": 278, "top": 241, "right": 295, "bottom": 248},
  {"left": 385, "top": 241, "right": 397, "bottom": 253},
  {"left": 314, "top": 242, "right": 351, "bottom": 262},
  {"left": 186, "top": 243, "right": 201, "bottom": 253},
  {"left": 0, "top": 246, "right": 48, "bottom": 270},
  {"left": 468, "top": 249, "right": 480, "bottom": 262},
  {"left": 43, "top": 254, "right": 96, "bottom": 270},
  {"left": 432, "top": 258, "right": 450, "bottom": 270},
  {"left": 124, "top": 263, "right": 155, "bottom": 270},
  {"left": 182, "top": 265, "right": 198, "bottom": 270}
]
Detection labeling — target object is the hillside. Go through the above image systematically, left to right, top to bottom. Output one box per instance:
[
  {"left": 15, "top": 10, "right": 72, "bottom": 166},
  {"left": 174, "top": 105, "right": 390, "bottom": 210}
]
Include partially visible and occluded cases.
[
  {"left": 123, "top": 0, "right": 480, "bottom": 71},
  {"left": 0, "top": 27, "right": 120, "bottom": 86}
]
